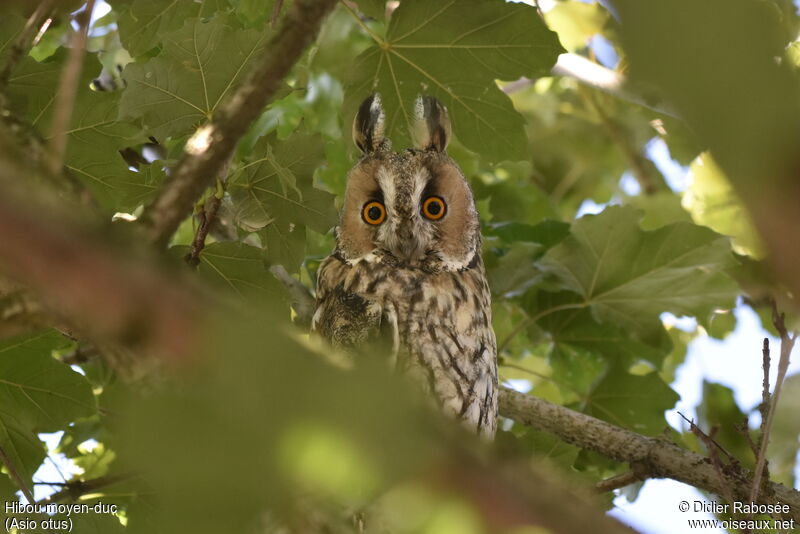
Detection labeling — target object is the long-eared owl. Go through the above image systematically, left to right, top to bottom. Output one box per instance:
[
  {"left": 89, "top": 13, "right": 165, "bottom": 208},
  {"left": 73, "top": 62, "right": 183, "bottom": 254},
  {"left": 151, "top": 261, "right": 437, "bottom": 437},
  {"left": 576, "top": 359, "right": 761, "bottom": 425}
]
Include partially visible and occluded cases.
[{"left": 313, "top": 94, "right": 498, "bottom": 439}]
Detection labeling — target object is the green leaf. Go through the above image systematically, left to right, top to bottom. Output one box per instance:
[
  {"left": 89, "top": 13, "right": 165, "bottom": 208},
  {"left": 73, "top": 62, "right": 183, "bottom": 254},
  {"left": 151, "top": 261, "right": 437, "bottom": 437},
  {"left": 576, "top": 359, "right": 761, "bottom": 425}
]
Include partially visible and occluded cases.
[
  {"left": 118, "top": 0, "right": 229, "bottom": 57},
  {"left": 228, "top": 0, "right": 279, "bottom": 27},
  {"left": 345, "top": 0, "right": 564, "bottom": 162},
  {"left": 354, "top": 0, "right": 387, "bottom": 21},
  {"left": 544, "top": 0, "right": 608, "bottom": 52},
  {"left": 615, "top": 0, "right": 798, "bottom": 191},
  {"left": 0, "top": 12, "right": 25, "bottom": 65},
  {"left": 120, "top": 16, "right": 269, "bottom": 139},
  {"left": 6, "top": 50, "right": 156, "bottom": 211},
  {"left": 5, "top": 51, "right": 65, "bottom": 123},
  {"left": 48, "top": 89, "right": 149, "bottom": 210},
  {"left": 228, "top": 133, "right": 337, "bottom": 235},
  {"left": 684, "top": 152, "right": 765, "bottom": 258},
  {"left": 473, "top": 167, "right": 559, "bottom": 225},
  {"left": 624, "top": 191, "right": 692, "bottom": 231},
  {"left": 538, "top": 205, "right": 738, "bottom": 340},
  {"left": 487, "top": 220, "right": 570, "bottom": 249},
  {"left": 259, "top": 221, "right": 307, "bottom": 274},
  {"left": 194, "top": 242, "right": 282, "bottom": 301},
  {"left": 487, "top": 242, "right": 542, "bottom": 298},
  {"left": 537, "top": 291, "right": 673, "bottom": 368},
  {"left": 706, "top": 309, "right": 736, "bottom": 340},
  {"left": 0, "top": 331, "right": 96, "bottom": 484},
  {"left": 549, "top": 344, "right": 606, "bottom": 401},
  {"left": 584, "top": 368, "right": 679, "bottom": 434},
  {"left": 695, "top": 381, "right": 753, "bottom": 469},
  {"left": 503, "top": 427, "right": 580, "bottom": 470},
  {"left": 73, "top": 442, "right": 116, "bottom": 479},
  {"left": 0, "top": 470, "right": 15, "bottom": 501},
  {"left": 59, "top": 514, "right": 126, "bottom": 534}
]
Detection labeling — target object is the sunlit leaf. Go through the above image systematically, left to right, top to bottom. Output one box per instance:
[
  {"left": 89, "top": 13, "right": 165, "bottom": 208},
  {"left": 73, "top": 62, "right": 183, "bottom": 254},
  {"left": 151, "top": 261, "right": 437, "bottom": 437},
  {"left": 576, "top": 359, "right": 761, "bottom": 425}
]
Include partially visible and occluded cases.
[{"left": 684, "top": 152, "right": 765, "bottom": 258}]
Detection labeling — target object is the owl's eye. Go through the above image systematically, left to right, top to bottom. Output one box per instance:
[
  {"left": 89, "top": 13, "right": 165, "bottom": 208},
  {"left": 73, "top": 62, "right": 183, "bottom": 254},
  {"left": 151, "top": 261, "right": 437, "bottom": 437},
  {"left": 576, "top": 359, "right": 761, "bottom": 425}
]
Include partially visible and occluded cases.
[
  {"left": 421, "top": 196, "right": 447, "bottom": 220},
  {"left": 362, "top": 200, "right": 386, "bottom": 225}
]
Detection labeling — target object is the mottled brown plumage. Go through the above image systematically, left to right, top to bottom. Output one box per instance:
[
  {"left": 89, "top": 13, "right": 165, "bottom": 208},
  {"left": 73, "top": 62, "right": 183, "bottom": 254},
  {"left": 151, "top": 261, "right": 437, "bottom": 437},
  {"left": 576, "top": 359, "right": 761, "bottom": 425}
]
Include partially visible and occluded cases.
[{"left": 313, "top": 95, "right": 497, "bottom": 438}]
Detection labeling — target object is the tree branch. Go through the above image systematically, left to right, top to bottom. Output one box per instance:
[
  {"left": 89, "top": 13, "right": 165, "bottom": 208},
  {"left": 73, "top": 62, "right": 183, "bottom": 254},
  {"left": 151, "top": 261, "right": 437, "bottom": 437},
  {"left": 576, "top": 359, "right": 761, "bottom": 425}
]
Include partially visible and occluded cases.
[
  {"left": 47, "top": 0, "right": 96, "bottom": 176},
  {"left": 138, "top": 0, "right": 338, "bottom": 247},
  {"left": 0, "top": 177, "right": 202, "bottom": 372},
  {"left": 185, "top": 193, "right": 222, "bottom": 268},
  {"left": 269, "top": 264, "right": 316, "bottom": 327},
  {"left": 750, "top": 303, "right": 797, "bottom": 503},
  {"left": 498, "top": 387, "right": 800, "bottom": 521},
  {"left": 0, "top": 444, "right": 35, "bottom": 504}
]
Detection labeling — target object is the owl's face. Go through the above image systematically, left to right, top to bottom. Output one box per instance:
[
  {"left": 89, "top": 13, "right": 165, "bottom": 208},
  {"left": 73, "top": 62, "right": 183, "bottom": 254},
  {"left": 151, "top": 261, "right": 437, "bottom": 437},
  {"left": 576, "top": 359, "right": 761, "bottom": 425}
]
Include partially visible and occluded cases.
[{"left": 336, "top": 95, "right": 480, "bottom": 271}]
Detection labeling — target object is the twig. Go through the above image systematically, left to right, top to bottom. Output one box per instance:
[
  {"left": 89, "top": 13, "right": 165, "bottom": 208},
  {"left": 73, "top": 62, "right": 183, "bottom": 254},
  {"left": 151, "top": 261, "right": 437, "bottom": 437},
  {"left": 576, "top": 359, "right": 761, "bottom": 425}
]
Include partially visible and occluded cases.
[
  {"left": 0, "top": 0, "right": 55, "bottom": 89},
  {"left": 47, "top": 0, "right": 96, "bottom": 176},
  {"left": 138, "top": 0, "right": 339, "bottom": 247},
  {"left": 270, "top": 0, "right": 284, "bottom": 29},
  {"left": 185, "top": 194, "right": 222, "bottom": 268},
  {"left": 270, "top": 264, "right": 315, "bottom": 327},
  {"left": 749, "top": 302, "right": 797, "bottom": 504},
  {"left": 760, "top": 337, "right": 771, "bottom": 437},
  {"left": 750, "top": 338, "right": 772, "bottom": 488},
  {"left": 498, "top": 388, "right": 800, "bottom": 522},
  {"left": 677, "top": 412, "right": 736, "bottom": 464},
  {"left": 679, "top": 412, "right": 739, "bottom": 506},
  {"left": 708, "top": 426, "right": 737, "bottom": 508},
  {"left": 0, "top": 444, "right": 35, "bottom": 504},
  {"left": 593, "top": 470, "right": 641, "bottom": 494},
  {"left": 35, "top": 473, "right": 134, "bottom": 505}
]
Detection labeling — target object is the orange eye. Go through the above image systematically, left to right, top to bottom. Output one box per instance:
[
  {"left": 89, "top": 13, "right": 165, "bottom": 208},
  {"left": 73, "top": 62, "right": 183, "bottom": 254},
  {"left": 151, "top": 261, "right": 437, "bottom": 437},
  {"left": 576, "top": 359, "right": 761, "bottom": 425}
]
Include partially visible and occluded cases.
[
  {"left": 421, "top": 196, "right": 447, "bottom": 220},
  {"left": 362, "top": 200, "right": 386, "bottom": 225}
]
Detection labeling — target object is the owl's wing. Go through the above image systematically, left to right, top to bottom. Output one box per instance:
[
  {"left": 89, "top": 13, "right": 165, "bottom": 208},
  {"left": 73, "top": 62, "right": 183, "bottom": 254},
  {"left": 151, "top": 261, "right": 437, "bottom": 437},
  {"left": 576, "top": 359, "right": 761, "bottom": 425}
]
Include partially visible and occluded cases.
[{"left": 312, "top": 255, "right": 399, "bottom": 360}]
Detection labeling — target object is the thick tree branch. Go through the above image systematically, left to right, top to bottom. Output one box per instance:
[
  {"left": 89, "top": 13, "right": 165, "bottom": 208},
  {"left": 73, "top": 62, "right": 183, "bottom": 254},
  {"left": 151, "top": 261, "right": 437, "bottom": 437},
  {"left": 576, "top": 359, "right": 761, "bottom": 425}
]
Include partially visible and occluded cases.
[
  {"left": 138, "top": 0, "right": 338, "bottom": 247},
  {"left": 0, "top": 177, "right": 202, "bottom": 370},
  {"left": 498, "top": 387, "right": 800, "bottom": 521}
]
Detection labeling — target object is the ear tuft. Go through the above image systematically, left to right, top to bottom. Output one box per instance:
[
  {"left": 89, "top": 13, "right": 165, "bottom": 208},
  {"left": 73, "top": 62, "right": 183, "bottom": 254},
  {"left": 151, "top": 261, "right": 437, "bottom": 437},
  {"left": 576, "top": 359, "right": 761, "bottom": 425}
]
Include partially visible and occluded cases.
[
  {"left": 353, "top": 94, "right": 386, "bottom": 153},
  {"left": 412, "top": 95, "right": 451, "bottom": 152}
]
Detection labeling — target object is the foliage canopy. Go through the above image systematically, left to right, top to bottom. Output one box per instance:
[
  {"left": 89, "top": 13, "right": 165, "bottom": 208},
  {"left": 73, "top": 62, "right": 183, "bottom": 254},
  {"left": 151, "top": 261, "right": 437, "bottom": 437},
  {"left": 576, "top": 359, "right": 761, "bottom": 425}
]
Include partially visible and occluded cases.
[{"left": 0, "top": 0, "right": 798, "bottom": 533}]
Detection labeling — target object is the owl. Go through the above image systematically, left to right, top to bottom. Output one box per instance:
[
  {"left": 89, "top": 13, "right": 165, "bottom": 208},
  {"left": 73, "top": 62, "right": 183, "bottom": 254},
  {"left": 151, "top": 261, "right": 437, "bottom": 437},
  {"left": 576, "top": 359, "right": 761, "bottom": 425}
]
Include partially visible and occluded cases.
[{"left": 313, "top": 94, "right": 497, "bottom": 439}]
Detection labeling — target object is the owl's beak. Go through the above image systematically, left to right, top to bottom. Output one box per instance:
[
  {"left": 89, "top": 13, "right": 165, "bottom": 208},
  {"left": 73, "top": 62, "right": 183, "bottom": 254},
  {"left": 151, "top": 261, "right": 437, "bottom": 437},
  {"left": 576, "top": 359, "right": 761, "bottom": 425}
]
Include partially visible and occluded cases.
[{"left": 392, "top": 221, "right": 424, "bottom": 262}]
